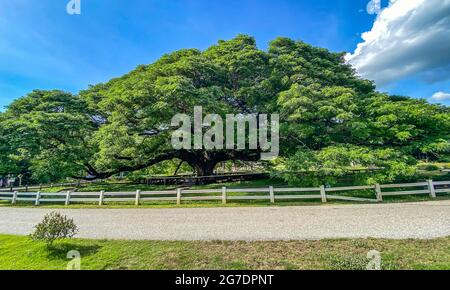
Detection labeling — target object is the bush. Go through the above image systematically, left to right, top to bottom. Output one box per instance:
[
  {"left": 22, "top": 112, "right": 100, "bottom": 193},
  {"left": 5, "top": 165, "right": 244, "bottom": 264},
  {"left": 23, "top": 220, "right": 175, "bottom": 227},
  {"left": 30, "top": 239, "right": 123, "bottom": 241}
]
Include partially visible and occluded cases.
[
  {"left": 438, "top": 162, "right": 450, "bottom": 169},
  {"left": 417, "top": 164, "right": 441, "bottom": 171},
  {"left": 31, "top": 211, "right": 78, "bottom": 246}
]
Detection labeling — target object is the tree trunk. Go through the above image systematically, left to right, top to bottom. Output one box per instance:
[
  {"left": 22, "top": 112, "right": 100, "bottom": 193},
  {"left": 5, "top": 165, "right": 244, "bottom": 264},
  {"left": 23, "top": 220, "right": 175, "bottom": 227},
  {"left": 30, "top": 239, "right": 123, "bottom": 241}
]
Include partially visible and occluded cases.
[
  {"left": 79, "top": 150, "right": 261, "bottom": 180},
  {"left": 180, "top": 150, "right": 262, "bottom": 177},
  {"left": 186, "top": 158, "right": 218, "bottom": 177}
]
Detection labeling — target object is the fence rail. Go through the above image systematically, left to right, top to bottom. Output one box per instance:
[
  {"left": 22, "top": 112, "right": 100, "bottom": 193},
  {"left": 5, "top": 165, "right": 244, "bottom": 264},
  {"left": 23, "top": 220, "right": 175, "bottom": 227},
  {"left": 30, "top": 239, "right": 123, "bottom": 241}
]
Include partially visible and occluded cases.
[
  {"left": 0, "top": 179, "right": 109, "bottom": 193},
  {"left": 0, "top": 180, "right": 449, "bottom": 206}
]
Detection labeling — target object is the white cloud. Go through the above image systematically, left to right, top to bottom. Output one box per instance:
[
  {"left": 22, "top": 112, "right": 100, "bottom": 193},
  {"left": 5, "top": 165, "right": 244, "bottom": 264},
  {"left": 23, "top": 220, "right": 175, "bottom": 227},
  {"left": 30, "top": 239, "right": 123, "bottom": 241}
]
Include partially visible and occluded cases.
[
  {"left": 346, "top": 0, "right": 450, "bottom": 86},
  {"left": 432, "top": 91, "right": 450, "bottom": 101}
]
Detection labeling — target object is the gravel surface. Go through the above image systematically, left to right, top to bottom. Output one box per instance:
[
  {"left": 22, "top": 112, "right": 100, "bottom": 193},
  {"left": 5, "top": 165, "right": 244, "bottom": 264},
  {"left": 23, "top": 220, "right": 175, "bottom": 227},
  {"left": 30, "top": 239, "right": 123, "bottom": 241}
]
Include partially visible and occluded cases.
[{"left": 1, "top": 201, "right": 450, "bottom": 241}]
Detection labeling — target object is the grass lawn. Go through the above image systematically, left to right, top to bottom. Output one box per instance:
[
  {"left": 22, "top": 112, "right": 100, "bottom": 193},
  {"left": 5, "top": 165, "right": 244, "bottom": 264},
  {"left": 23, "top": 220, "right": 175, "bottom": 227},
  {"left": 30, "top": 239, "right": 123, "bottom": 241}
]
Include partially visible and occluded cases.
[
  {"left": 39, "top": 178, "right": 289, "bottom": 193},
  {"left": 1, "top": 234, "right": 450, "bottom": 270}
]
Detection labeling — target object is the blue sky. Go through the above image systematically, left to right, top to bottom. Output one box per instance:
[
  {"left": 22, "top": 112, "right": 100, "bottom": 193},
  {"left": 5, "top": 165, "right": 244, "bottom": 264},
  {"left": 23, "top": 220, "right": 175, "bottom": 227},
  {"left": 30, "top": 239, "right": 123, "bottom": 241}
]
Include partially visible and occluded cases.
[{"left": 0, "top": 0, "right": 449, "bottom": 110}]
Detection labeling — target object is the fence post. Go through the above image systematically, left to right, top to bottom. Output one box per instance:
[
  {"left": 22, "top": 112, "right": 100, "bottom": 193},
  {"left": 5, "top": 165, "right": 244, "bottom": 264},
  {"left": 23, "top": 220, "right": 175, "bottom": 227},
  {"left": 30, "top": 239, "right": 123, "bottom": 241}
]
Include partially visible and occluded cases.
[
  {"left": 428, "top": 180, "right": 436, "bottom": 198},
  {"left": 39, "top": 184, "right": 43, "bottom": 191},
  {"left": 375, "top": 184, "right": 383, "bottom": 202},
  {"left": 25, "top": 185, "right": 28, "bottom": 192},
  {"left": 320, "top": 185, "right": 327, "bottom": 203},
  {"left": 269, "top": 186, "right": 275, "bottom": 203},
  {"left": 222, "top": 187, "right": 227, "bottom": 204},
  {"left": 176, "top": 188, "right": 182, "bottom": 205},
  {"left": 135, "top": 190, "right": 141, "bottom": 206},
  {"left": 12, "top": 191, "right": 18, "bottom": 205},
  {"left": 34, "top": 191, "right": 41, "bottom": 206},
  {"left": 35, "top": 191, "right": 41, "bottom": 206},
  {"left": 65, "top": 191, "right": 71, "bottom": 206},
  {"left": 99, "top": 191, "right": 105, "bottom": 206}
]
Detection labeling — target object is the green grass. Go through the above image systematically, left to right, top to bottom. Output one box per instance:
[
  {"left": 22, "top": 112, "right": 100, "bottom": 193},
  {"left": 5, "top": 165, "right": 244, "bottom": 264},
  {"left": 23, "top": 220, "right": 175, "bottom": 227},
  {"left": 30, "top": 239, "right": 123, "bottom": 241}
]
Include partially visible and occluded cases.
[
  {"left": 60, "top": 178, "right": 286, "bottom": 192},
  {"left": 1, "top": 234, "right": 450, "bottom": 270}
]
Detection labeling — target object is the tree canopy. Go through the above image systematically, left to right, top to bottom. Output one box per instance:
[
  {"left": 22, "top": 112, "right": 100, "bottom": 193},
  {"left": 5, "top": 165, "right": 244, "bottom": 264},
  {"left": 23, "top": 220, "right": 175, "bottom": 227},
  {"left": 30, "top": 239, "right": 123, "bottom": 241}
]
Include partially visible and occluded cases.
[{"left": 1, "top": 35, "right": 449, "bottom": 184}]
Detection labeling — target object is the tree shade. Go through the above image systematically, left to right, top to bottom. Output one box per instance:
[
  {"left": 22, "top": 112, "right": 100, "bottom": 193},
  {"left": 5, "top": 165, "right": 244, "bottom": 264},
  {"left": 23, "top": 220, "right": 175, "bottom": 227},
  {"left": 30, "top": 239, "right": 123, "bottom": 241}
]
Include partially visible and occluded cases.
[{"left": 1, "top": 35, "right": 449, "bottom": 184}]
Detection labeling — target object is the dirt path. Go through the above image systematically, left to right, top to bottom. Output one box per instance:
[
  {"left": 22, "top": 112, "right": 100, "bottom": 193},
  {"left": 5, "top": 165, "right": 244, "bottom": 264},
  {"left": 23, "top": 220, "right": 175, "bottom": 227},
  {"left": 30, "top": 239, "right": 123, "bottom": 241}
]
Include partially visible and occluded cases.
[{"left": 1, "top": 201, "right": 450, "bottom": 240}]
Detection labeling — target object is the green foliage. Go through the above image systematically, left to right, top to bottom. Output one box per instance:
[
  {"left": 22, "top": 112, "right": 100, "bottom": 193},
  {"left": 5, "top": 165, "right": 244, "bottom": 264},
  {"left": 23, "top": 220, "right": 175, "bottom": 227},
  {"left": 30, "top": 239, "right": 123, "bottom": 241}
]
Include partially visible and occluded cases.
[
  {"left": 0, "top": 35, "right": 448, "bottom": 184},
  {"left": 0, "top": 90, "right": 95, "bottom": 182},
  {"left": 278, "top": 145, "right": 417, "bottom": 186},
  {"left": 126, "top": 159, "right": 194, "bottom": 182},
  {"left": 417, "top": 163, "right": 441, "bottom": 171},
  {"left": 31, "top": 211, "right": 78, "bottom": 247}
]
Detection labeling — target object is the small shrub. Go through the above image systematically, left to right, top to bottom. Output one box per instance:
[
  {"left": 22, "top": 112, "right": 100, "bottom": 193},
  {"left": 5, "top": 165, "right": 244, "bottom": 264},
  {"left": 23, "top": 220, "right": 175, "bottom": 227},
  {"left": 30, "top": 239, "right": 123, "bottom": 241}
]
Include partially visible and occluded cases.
[
  {"left": 440, "top": 162, "right": 450, "bottom": 169},
  {"left": 417, "top": 164, "right": 440, "bottom": 171},
  {"left": 31, "top": 211, "right": 78, "bottom": 247}
]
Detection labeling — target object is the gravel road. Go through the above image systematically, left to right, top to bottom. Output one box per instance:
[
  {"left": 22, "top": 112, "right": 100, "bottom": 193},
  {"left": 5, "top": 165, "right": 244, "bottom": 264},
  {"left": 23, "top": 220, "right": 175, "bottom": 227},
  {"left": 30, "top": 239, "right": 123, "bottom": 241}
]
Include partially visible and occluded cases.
[{"left": 1, "top": 201, "right": 450, "bottom": 241}]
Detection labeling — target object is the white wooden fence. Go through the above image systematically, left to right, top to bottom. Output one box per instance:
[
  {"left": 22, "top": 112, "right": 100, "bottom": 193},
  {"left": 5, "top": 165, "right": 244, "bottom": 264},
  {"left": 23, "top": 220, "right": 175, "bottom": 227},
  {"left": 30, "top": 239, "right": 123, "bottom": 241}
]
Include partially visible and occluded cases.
[
  {"left": 0, "top": 179, "right": 108, "bottom": 193},
  {"left": 0, "top": 180, "right": 449, "bottom": 206}
]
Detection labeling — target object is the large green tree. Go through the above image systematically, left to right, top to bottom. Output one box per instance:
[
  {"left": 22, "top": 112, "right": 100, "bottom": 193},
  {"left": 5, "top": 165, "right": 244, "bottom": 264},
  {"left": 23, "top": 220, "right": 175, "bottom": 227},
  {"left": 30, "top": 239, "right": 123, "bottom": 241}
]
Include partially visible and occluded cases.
[{"left": 1, "top": 35, "right": 449, "bottom": 183}]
